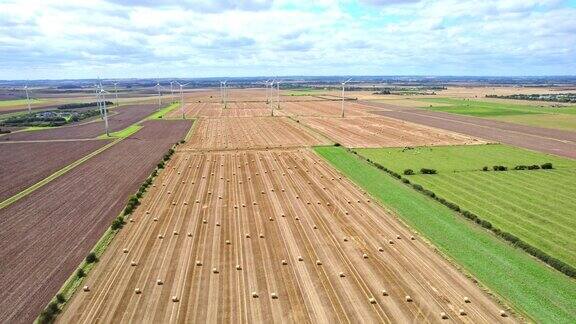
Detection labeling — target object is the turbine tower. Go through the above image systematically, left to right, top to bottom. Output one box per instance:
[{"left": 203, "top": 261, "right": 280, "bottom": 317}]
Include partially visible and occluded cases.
[
  {"left": 340, "top": 78, "right": 352, "bottom": 118},
  {"left": 221, "top": 80, "right": 228, "bottom": 109},
  {"left": 155, "top": 81, "right": 162, "bottom": 108},
  {"left": 175, "top": 81, "right": 190, "bottom": 119},
  {"left": 113, "top": 82, "right": 119, "bottom": 107},
  {"left": 24, "top": 84, "right": 32, "bottom": 114},
  {"left": 99, "top": 88, "right": 111, "bottom": 136}
]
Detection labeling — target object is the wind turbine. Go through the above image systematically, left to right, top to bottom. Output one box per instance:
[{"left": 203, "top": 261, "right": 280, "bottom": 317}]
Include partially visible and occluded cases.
[
  {"left": 340, "top": 78, "right": 352, "bottom": 118},
  {"left": 264, "top": 79, "right": 270, "bottom": 104},
  {"left": 275, "top": 79, "right": 281, "bottom": 115},
  {"left": 221, "top": 80, "right": 228, "bottom": 109},
  {"left": 155, "top": 81, "right": 162, "bottom": 108},
  {"left": 170, "top": 81, "right": 175, "bottom": 103},
  {"left": 175, "top": 81, "right": 190, "bottom": 119},
  {"left": 113, "top": 82, "right": 119, "bottom": 107},
  {"left": 94, "top": 83, "right": 104, "bottom": 118},
  {"left": 24, "top": 84, "right": 32, "bottom": 114},
  {"left": 99, "top": 87, "right": 111, "bottom": 136}
]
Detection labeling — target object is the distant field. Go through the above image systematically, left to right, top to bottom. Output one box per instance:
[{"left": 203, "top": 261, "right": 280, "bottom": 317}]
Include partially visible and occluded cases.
[
  {"left": 285, "top": 88, "right": 327, "bottom": 96},
  {"left": 0, "top": 98, "right": 46, "bottom": 108},
  {"left": 492, "top": 113, "right": 576, "bottom": 131},
  {"left": 357, "top": 144, "right": 576, "bottom": 268},
  {"left": 315, "top": 146, "right": 576, "bottom": 323}
]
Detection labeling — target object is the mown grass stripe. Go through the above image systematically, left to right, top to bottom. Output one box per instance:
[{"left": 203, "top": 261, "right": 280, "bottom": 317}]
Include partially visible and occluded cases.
[{"left": 314, "top": 146, "right": 576, "bottom": 323}]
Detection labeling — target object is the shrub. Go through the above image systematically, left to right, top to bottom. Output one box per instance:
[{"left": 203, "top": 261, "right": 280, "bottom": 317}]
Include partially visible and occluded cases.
[
  {"left": 334, "top": 142, "right": 341, "bottom": 147},
  {"left": 157, "top": 161, "right": 165, "bottom": 169},
  {"left": 541, "top": 162, "right": 553, "bottom": 169},
  {"left": 528, "top": 164, "right": 540, "bottom": 170},
  {"left": 493, "top": 165, "right": 507, "bottom": 171},
  {"left": 514, "top": 165, "right": 527, "bottom": 170},
  {"left": 482, "top": 166, "right": 488, "bottom": 171},
  {"left": 420, "top": 168, "right": 437, "bottom": 174},
  {"left": 403, "top": 169, "right": 414, "bottom": 175},
  {"left": 401, "top": 178, "right": 410, "bottom": 184},
  {"left": 412, "top": 184, "right": 423, "bottom": 191},
  {"left": 111, "top": 217, "right": 124, "bottom": 230},
  {"left": 86, "top": 252, "right": 98, "bottom": 263},
  {"left": 76, "top": 268, "right": 85, "bottom": 278},
  {"left": 56, "top": 293, "right": 66, "bottom": 303}
]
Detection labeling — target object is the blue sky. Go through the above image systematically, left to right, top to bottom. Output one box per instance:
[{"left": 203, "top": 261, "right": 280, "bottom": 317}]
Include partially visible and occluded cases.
[{"left": 0, "top": 0, "right": 575, "bottom": 79}]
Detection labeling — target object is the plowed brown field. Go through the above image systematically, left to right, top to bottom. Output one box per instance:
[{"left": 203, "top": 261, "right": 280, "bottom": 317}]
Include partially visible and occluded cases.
[
  {"left": 168, "top": 102, "right": 272, "bottom": 118},
  {"left": 299, "top": 116, "right": 483, "bottom": 148},
  {"left": 183, "top": 117, "right": 330, "bottom": 150},
  {"left": 59, "top": 149, "right": 512, "bottom": 323}
]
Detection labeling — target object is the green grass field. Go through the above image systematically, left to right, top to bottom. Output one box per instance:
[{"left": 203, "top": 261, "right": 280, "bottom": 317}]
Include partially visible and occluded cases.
[
  {"left": 0, "top": 98, "right": 46, "bottom": 107},
  {"left": 417, "top": 98, "right": 576, "bottom": 117},
  {"left": 97, "top": 124, "right": 142, "bottom": 139},
  {"left": 357, "top": 144, "right": 576, "bottom": 268},
  {"left": 314, "top": 146, "right": 576, "bottom": 323}
]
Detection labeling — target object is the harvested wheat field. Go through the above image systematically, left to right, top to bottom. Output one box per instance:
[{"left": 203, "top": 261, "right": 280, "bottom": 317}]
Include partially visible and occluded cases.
[
  {"left": 278, "top": 100, "right": 376, "bottom": 117},
  {"left": 169, "top": 101, "right": 272, "bottom": 118},
  {"left": 299, "top": 116, "right": 483, "bottom": 148},
  {"left": 183, "top": 117, "right": 330, "bottom": 150},
  {"left": 59, "top": 149, "right": 513, "bottom": 323}
]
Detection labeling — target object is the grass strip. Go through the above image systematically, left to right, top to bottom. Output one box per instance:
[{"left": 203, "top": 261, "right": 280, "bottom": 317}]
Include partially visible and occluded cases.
[
  {"left": 146, "top": 102, "right": 181, "bottom": 120},
  {"left": 97, "top": 124, "right": 142, "bottom": 139},
  {"left": 0, "top": 139, "right": 119, "bottom": 210},
  {"left": 314, "top": 146, "right": 576, "bottom": 323}
]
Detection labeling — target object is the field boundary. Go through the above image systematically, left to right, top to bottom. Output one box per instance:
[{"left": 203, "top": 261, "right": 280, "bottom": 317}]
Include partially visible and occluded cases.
[
  {"left": 0, "top": 139, "right": 118, "bottom": 210},
  {"left": 35, "top": 143, "right": 180, "bottom": 324},
  {"left": 351, "top": 148, "right": 576, "bottom": 278}
]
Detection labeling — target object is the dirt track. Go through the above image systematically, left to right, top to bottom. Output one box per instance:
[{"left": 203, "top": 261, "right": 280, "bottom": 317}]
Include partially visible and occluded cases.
[
  {"left": 1, "top": 104, "right": 159, "bottom": 141},
  {"left": 365, "top": 105, "right": 576, "bottom": 159},
  {"left": 298, "top": 116, "right": 483, "bottom": 148},
  {"left": 183, "top": 117, "right": 330, "bottom": 150},
  {"left": 0, "top": 120, "right": 192, "bottom": 324},
  {"left": 0, "top": 139, "right": 110, "bottom": 201},
  {"left": 59, "top": 149, "right": 512, "bottom": 323}
]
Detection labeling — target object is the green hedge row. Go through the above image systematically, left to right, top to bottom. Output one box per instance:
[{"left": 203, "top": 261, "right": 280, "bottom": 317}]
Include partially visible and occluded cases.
[{"left": 352, "top": 149, "right": 575, "bottom": 279}]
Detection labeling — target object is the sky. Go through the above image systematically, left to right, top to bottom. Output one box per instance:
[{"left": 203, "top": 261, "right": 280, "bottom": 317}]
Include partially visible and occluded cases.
[{"left": 0, "top": 0, "right": 575, "bottom": 79}]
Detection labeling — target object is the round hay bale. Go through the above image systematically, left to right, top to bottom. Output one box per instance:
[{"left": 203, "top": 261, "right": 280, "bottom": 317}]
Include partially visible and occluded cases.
[
  {"left": 146, "top": 210, "right": 150, "bottom": 214},
  {"left": 281, "top": 214, "right": 285, "bottom": 218},
  {"left": 153, "top": 217, "right": 158, "bottom": 222},
  {"left": 269, "top": 217, "right": 274, "bottom": 221},
  {"left": 129, "top": 218, "right": 134, "bottom": 223},
  {"left": 202, "top": 219, "right": 207, "bottom": 224},
  {"left": 216, "top": 222, "right": 221, "bottom": 227},
  {"left": 313, "top": 225, "right": 317, "bottom": 229},
  {"left": 173, "top": 231, "right": 178, "bottom": 235},
  {"left": 187, "top": 232, "right": 192, "bottom": 237},
  {"left": 245, "top": 233, "right": 251, "bottom": 238},
  {"left": 158, "top": 234, "right": 164, "bottom": 239},
  {"left": 259, "top": 234, "right": 264, "bottom": 238},
  {"left": 397, "top": 235, "right": 401, "bottom": 239},
  {"left": 410, "top": 236, "right": 415, "bottom": 240},
  {"left": 343, "top": 237, "right": 348, "bottom": 242},
  {"left": 225, "top": 240, "right": 231, "bottom": 245},
  {"left": 388, "top": 240, "right": 394, "bottom": 244},
  {"left": 378, "top": 247, "right": 384, "bottom": 252},
  {"left": 123, "top": 248, "right": 129, "bottom": 253},
  {"left": 363, "top": 253, "right": 369, "bottom": 259},
  {"left": 298, "top": 256, "right": 304, "bottom": 261},
  {"left": 281, "top": 260, "right": 288, "bottom": 265},
  {"left": 316, "top": 260, "right": 322, "bottom": 265},
  {"left": 131, "top": 261, "right": 138, "bottom": 266},
  {"left": 196, "top": 261, "right": 202, "bottom": 266},
  {"left": 236, "top": 265, "right": 242, "bottom": 270},
  {"left": 212, "top": 268, "right": 219, "bottom": 274},
  {"left": 339, "top": 272, "right": 346, "bottom": 278},
  {"left": 157, "top": 279, "right": 163, "bottom": 285},
  {"left": 83, "top": 285, "right": 90, "bottom": 292},
  {"left": 135, "top": 288, "right": 141, "bottom": 294},
  {"left": 382, "top": 289, "right": 388, "bottom": 296},
  {"left": 252, "top": 292, "right": 259, "bottom": 298},
  {"left": 271, "top": 292, "right": 278, "bottom": 299},
  {"left": 405, "top": 295, "right": 412, "bottom": 302},
  {"left": 172, "top": 296, "right": 179, "bottom": 302},
  {"left": 463, "top": 296, "right": 470, "bottom": 303},
  {"left": 369, "top": 297, "right": 377, "bottom": 304},
  {"left": 459, "top": 309, "right": 466, "bottom": 316},
  {"left": 500, "top": 310, "right": 507, "bottom": 317},
  {"left": 440, "top": 312, "right": 448, "bottom": 319}
]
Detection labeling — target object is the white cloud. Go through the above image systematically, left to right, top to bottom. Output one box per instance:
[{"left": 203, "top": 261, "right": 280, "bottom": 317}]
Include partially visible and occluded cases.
[{"left": 0, "top": 0, "right": 574, "bottom": 79}]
